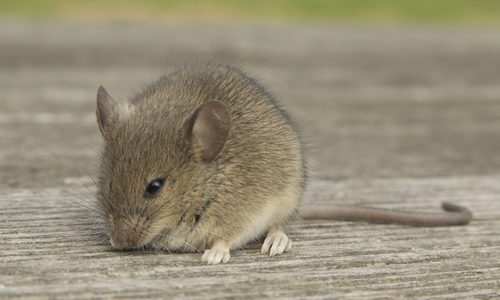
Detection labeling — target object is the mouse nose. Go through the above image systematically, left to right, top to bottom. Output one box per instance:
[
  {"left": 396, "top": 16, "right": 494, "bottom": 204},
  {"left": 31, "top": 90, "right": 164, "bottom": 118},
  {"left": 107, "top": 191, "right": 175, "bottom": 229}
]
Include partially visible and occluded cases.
[{"left": 108, "top": 215, "right": 147, "bottom": 250}]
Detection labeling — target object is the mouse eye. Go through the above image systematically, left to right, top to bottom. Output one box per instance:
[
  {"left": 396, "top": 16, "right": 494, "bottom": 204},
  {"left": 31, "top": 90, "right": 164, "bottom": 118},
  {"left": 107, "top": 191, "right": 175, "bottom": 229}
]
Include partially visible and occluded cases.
[{"left": 144, "top": 178, "right": 165, "bottom": 197}]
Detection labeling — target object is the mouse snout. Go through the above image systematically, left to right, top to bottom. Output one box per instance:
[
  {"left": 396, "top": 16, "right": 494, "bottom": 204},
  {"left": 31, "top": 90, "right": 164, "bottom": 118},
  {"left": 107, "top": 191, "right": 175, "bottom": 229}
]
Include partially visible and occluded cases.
[{"left": 108, "top": 215, "right": 148, "bottom": 250}]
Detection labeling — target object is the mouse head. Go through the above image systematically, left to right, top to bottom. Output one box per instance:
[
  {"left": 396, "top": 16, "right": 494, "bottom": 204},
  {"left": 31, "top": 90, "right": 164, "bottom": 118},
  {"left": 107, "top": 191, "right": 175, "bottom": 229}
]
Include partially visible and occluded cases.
[{"left": 95, "top": 85, "right": 230, "bottom": 250}]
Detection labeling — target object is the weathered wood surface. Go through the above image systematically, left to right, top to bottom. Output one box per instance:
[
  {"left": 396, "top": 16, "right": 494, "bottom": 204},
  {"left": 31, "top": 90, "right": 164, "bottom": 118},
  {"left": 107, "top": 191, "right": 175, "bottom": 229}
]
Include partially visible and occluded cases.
[
  {"left": 1, "top": 22, "right": 500, "bottom": 299},
  {"left": 2, "top": 177, "right": 500, "bottom": 299}
]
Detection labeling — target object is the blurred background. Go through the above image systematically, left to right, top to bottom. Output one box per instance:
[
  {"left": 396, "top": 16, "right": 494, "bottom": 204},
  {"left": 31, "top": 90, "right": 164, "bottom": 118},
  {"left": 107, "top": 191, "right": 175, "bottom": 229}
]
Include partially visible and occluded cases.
[
  {"left": 1, "top": 0, "right": 500, "bottom": 189},
  {"left": 1, "top": 0, "right": 500, "bottom": 24}
]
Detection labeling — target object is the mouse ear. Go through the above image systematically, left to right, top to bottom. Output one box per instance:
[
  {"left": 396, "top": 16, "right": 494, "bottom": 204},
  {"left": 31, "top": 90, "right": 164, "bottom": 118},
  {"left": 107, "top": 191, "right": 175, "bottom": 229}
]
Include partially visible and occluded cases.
[
  {"left": 96, "top": 85, "right": 120, "bottom": 140},
  {"left": 187, "top": 100, "right": 231, "bottom": 162}
]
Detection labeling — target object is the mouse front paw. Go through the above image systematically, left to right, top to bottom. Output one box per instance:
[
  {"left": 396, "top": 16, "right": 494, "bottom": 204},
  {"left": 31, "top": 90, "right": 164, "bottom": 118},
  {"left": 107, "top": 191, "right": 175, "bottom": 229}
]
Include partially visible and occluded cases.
[
  {"left": 261, "top": 226, "right": 292, "bottom": 256},
  {"left": 201, "top": 240, "right": 231, "bottom": 264}
]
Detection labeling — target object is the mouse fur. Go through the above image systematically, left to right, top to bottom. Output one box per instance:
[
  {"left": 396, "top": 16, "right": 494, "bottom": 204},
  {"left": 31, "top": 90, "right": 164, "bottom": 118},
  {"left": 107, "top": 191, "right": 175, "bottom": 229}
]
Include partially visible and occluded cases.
[{"left": 96, "top": 64, "right": 305, "bottom": 261}]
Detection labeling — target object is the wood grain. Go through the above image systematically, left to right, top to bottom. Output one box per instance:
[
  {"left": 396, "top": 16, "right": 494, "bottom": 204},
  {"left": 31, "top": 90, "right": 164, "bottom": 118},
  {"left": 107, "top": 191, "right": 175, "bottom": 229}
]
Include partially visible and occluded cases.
[{"left": 1, "top": 176, "right": 499, "bottom": 299}]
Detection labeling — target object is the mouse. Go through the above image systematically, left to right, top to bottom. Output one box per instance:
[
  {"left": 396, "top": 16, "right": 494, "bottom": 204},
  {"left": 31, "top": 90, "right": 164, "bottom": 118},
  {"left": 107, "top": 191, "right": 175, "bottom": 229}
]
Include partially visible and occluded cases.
[{"left": 95, "top": 64, "right": 472, "bottom": 265}]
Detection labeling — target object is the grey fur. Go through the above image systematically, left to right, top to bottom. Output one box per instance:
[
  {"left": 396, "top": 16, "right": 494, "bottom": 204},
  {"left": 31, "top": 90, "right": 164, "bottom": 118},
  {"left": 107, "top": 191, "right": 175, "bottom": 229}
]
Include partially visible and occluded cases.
[{"left": 96, "top": 64, "right": 305, "bottom": 253}]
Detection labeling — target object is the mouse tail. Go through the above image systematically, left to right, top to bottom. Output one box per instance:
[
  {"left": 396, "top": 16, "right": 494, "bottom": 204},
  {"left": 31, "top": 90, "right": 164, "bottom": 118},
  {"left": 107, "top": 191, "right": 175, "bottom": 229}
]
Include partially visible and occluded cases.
[{"left": 298, "top": 202, "right": 472, "bottom": 226}]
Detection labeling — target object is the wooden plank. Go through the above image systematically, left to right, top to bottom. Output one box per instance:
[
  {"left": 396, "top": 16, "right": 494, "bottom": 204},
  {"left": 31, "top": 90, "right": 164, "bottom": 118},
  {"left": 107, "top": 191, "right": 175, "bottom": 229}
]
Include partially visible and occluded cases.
[
  {"left": 1, "top": 22, "right": 500, "bottom": 299},
  {"left": 1, "top": 176, "right": 499, "bottom": 299}
]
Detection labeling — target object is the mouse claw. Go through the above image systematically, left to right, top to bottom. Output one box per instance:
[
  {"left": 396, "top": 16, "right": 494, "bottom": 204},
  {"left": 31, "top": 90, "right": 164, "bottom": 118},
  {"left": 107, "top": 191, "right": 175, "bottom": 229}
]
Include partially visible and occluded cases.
[
  {"left": 261, "top": 230, "right": 292, "bottom": 256},
  {"left": 201, "top": 240, "right": 231, "bottom": 264}
]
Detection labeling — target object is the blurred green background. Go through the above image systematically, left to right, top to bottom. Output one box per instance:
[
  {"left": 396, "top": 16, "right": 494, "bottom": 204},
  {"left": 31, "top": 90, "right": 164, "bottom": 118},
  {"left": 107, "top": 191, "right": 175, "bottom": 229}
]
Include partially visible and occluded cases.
[{"left": 0, "top": 0, "right": 499, "bottom": 24}]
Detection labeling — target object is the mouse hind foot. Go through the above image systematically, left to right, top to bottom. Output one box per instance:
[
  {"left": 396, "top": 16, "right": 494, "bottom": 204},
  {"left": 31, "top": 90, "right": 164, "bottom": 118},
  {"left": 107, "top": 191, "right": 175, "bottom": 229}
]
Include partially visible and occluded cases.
[{"left": 261, "top": 225, "right": 292, "bottom": 256}]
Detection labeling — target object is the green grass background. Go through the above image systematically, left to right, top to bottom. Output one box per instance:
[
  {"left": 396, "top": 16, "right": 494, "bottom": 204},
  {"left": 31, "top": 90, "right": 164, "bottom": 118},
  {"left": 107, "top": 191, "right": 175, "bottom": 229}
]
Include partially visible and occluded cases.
[{"left": 0, "top": 0, "right": 499, "bottom": 24}]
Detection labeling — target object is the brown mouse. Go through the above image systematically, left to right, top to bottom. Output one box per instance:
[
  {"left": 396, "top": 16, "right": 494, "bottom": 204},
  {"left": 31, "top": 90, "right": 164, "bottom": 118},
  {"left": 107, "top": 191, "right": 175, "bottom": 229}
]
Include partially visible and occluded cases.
[{"left": 95, "top": 64, "right": 472, "bottom": 264}]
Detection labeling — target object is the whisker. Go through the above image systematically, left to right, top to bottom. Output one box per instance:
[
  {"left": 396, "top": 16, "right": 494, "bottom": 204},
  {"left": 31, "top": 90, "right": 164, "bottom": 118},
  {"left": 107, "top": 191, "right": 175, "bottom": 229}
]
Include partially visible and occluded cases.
[
  {"left": 62, "top": 186, "right": 98, "bottom": 207},
  {"left": 62, "top": 189, "right": 104, "bottom": 217}
]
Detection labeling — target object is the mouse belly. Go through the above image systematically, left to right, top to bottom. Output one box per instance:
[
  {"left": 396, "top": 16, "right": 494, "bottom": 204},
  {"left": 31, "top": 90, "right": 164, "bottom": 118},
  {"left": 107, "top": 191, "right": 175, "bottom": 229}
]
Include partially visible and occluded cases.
[{"left": 230, "top": 181, "right": 300, "bottom": 249}]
